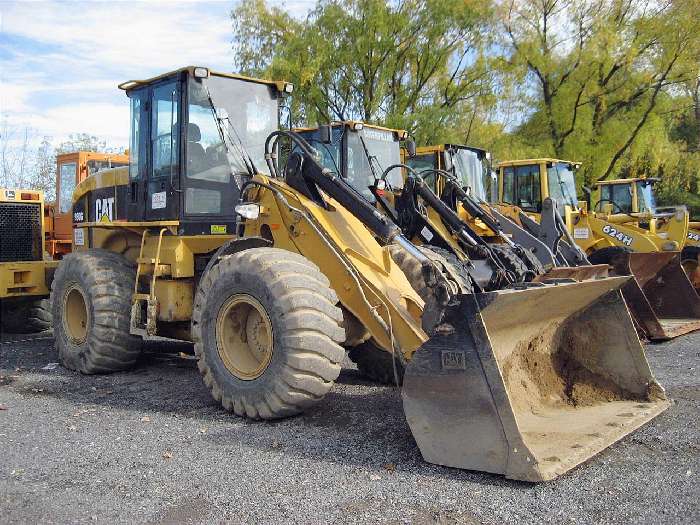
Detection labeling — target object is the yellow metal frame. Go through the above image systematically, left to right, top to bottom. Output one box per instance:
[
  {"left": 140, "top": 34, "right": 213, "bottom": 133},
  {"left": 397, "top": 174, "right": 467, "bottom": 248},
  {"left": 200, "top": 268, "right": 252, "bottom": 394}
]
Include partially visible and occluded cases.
[
  {"left": 404, "top": 144, "right": 497, "bottom": 240},
  {"left": 495, "top": 159, "right": 687, "bottom": 254},
  {"left": 0, "top": 189, "right": 57, "bottom": 299}
]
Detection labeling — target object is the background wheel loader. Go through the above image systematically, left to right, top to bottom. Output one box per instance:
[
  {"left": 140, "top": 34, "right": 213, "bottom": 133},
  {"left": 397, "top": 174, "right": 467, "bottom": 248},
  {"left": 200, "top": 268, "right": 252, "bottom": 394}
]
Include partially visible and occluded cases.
[
  {"left": 51, "top": 66, "right": 669, "bottom": 482},
  {"left": 294, "top": 123, "right": 557, "bottom": 290},
  {"left": 404, "top": 143, "right": 610, "bottom": 282},
  {"left": 0, "top": 151, "right": 126, "bottom": 335},
  {"left": 45, "top": 151, "right": 129, "bottom": 259},
  {"left": 494, "top": 159, "right": 700, "bottom": 340},
  {"left": 593, "top": 176, "right": 700, "bottom": 294},
  {"left": 0, "top": 189, "right": 57, "bottom": 333},
  {"left": 683, "top": 220, "right": 700, "bottom": 289}
]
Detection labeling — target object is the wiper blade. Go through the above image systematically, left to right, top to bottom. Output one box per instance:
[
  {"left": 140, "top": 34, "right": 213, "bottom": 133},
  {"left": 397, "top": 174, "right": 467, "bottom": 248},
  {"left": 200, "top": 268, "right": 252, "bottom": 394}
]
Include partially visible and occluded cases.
[
  {"left": 204, "top": 83, "right": 257, "bottom": 183},
  {"left": 358, "top": 134, "right": 382, "bottom": 182}
]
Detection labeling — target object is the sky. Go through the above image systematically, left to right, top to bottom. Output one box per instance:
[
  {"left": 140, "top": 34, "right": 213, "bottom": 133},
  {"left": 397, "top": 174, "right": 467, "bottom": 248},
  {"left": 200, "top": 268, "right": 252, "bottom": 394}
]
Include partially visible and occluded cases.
[{"left": 0, "top": 0, "right": 315, "bottom": 149}]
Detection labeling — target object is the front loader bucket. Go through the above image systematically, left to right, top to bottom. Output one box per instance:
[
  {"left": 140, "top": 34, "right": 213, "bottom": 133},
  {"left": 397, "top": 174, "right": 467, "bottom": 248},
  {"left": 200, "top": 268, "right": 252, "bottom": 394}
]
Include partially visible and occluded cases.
[
  {"left": 608, "top": 252, "right": 700, "bottom": 340},
  {"left": 402, "top": 277, "right": 670, "bottom": 482}
]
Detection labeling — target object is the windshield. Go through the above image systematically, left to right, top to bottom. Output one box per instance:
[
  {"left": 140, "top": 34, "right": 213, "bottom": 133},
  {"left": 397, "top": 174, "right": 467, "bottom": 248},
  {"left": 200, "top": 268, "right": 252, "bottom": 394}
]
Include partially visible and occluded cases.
[
  {"left": 188, "top": 75, "right": 279, "bottom": 183},
  {"left": 294, "top": 127, "right": 343, "bottom": 176},
  {"left": 346, "top": 127, "right": 402, "bottom": 202},
  {"left": 450, "top": 148, "right": 489, "bottom": 201},
  {"left": 87, "top": 159, "right": 128, "bottom": 177},
  {"left": 59, "top": 162, "right": 77, "bottom": 214},
  {"left": 547, "top": 162, "right": 578, "bottom": 210},
  {"left": 636, "top": 181, "right": 657, "bottom": 214}
]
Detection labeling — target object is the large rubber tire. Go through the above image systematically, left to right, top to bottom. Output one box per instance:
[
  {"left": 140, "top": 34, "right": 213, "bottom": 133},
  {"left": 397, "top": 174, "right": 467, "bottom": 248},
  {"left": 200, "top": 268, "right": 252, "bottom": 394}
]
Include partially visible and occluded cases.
[
  {"left": 489, "top": 243, "right": 531, "bottom": 283},
  {"left": 388, "top": 244, "right": 471, "bottom": 302},
  {"left": 192, "top": 247, "right": 345, "bottom": 420},
  {"left": 51, "top": 250, "right": 141, "bottom": 374},
  {"left": 1, "top": 297, "right": 51, "bottom": 334},
  {"left": 348, "top": 340, "right": 405, "bottom": 386}
]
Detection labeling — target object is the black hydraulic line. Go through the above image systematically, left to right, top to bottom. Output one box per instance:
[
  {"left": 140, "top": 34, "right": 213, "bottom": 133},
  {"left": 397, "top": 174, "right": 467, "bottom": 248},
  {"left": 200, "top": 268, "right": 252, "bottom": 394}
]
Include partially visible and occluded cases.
[
  {"left": 264, "top": 130, "right": 402, "bottom": 245},
  {"left": 380, "top": 164, "right": 513, "bottom": 287}
]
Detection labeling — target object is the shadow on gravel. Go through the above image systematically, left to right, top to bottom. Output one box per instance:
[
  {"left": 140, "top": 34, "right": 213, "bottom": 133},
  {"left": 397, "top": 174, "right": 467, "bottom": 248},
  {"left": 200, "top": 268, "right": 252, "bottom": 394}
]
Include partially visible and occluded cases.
[{"left": 0, "top": 334, "right": 531, "bottom": 489}]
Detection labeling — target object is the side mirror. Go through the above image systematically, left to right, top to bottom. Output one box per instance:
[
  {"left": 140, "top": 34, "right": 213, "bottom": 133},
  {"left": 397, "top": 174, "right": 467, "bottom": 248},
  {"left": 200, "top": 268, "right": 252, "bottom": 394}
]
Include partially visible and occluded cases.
[
  {"left": 319, "top": 124, "right": 332, "bottom": 144},
  {"left": 405, "top": 139, "right": 416, "bottom": 158}
]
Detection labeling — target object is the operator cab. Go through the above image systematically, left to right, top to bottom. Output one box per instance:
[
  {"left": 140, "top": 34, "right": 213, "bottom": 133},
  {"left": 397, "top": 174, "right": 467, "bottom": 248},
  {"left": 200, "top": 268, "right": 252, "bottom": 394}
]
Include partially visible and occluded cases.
[
  {"left": 119, "top": 66, "right": 290, "bottom": 235},
  {"left": 294, "top": 122, "right": 404, "bottom": 203},
  {"left": 406, "top": 144, "right": 492, "bottom": 202},
  {"left": 498, "top": 159, "right": 579, "bottom": 214},
  {"left": 596, "top": 178, "right": 658, "bottom": 215}
]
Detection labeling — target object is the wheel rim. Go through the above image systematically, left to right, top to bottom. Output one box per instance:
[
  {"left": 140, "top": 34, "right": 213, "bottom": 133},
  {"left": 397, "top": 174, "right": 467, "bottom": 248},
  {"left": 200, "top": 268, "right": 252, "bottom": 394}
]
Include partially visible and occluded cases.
[
  {"left": 681, "top": 258, "right": 700, "bottom": 289},
  {"left": 63, "top": 285, "right": 89, "bottom": 344},
  {"left": 216, "top": 294, "right": 273, "bottom": 380}
]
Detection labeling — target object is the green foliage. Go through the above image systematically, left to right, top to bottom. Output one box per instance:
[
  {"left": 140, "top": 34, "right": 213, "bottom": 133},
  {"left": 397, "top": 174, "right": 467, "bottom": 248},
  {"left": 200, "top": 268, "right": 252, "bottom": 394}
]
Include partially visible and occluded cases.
[
  {"left": 232, "top": 0, "right": 700, "bottom": 207},
  {"left": 232, "top": 0, "right": 496, "bottom": 142},
  {"left": 55, "top": 133, "right": 109, "bottom": 155}
]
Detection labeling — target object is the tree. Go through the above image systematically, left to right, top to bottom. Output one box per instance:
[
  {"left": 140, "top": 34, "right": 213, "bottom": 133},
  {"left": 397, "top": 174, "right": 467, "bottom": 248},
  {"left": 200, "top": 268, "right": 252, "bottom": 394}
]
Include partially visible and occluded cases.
[
  {"left": 232, "top": 0, "right": 496, "bottom": 143},
  {"left": 502, "top": 0, "right": 700, "bottom": 184},
  {"left": 0, "top": 115, "right": 34, "bottom": 189},
  {"left": 55, "top": 133, "right": 109, "bottom": 155},
  {"left": 32, "top": 137, "right": 56, "bottom": 201}
]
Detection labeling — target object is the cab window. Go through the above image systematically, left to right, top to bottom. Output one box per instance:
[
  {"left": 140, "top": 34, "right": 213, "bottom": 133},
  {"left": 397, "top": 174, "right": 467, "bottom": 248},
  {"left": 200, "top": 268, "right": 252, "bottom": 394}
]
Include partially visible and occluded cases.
[
  {"left": 151, "top": 82, "right": 180, "bottom": 179},
  {"left": 129, "top": 89, "right": 147, "bottom": 182},
  {"left": 294, "top": 127, "right": 343, "bottom": 176},
  {"left": 407, "top": 153, "right": 437, "bottom": 191},
  {"left": 58, "top": 162, "right": 77, "bottom": 213},
  {"left": 501, "top": 165, "right": 540, "bottom": 212},
  {"left": 515, "top": 165, "right": 541, "bottom": 212},
  {"left": 502, "top": 167, "right": 515, "bottom": 204},
  {"left": 600, "top": 184, "right": 632, "bottom": 213}
]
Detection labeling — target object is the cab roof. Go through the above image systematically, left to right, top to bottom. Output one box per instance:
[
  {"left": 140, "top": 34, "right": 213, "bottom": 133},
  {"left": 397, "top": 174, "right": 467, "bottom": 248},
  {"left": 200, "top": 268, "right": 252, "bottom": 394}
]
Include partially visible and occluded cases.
[
  {"left": 117, "top": 66, "right": 292, "bottom": 94},
  {"left": 294, "top": 121, "right": 409, "bottom": 139},
  {"left": 417, "top": 144, "right": 488, "bottom": 156},
  {"left": 496, "top": 158, "right": 581, "bottom": 168},
  {"left": 595, "top": 177, "right": 652, "bottom": 186}
]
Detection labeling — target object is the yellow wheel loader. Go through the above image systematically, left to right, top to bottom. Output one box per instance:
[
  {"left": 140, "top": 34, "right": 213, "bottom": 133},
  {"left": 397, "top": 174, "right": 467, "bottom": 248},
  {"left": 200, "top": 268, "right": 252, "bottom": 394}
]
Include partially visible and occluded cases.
[
  {"left": 51, "top": 67, "right": 668, "bottom": 482},
  {"left": 405, "top": 144, "right": 610, "bottom": 282},
  {"left": 495, "top": 159, "right": 700, "bottom": 340},
  {"left": 593, "top": 176, "right": 700, "bottom": 293},
  {"left": 0, "top": 189, "right": 57, "bottom": 333}
]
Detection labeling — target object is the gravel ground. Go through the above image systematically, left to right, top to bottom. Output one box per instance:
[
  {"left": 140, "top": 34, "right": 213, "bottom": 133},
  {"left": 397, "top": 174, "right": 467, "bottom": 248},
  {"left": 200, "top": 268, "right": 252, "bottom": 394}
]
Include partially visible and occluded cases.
[{"left": 0, "top": 331, "right": 698, "bottom": 525}]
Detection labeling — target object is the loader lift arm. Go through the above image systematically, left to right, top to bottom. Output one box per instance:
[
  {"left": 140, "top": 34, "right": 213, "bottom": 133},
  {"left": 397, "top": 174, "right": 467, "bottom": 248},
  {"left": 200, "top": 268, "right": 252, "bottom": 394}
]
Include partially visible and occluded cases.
[{"left": 374, "top": 164, "right": 537, "bottom": 289}]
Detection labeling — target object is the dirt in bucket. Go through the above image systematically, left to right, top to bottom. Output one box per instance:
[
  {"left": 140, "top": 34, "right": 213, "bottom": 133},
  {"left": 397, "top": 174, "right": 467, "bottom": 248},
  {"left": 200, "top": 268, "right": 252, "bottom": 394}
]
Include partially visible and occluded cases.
[{"left": 501, "top": 320, "right": 642, "bottom": 415}]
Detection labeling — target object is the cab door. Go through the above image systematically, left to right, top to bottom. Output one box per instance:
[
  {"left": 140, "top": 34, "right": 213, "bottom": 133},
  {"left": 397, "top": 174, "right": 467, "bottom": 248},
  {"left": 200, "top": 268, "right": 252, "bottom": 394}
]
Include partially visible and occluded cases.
[
  {"left": 126, "top": 79, "right": 182, "bottom": 222},
  {"left": 147, "top": 80, "right": 181, "bottom": 221},
  {"left": 127, "top": 87, "right": 148, "bottom": 221}
]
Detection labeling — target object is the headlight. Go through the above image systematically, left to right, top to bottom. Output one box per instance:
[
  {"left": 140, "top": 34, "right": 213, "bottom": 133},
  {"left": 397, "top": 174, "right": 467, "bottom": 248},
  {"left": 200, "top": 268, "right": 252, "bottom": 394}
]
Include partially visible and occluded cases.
[
  {"left": 193, "top": 67, "right": 209, "bottom": 79},
  {"left": 234, "top": 203, "right": 260, "bottom": 220}
]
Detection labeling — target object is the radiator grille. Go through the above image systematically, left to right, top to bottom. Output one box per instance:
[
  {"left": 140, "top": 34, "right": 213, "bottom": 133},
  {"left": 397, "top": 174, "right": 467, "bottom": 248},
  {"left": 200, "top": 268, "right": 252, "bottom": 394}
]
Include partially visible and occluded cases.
[{"left": 0, "top": 202, "right": 42, "bottom": 262}]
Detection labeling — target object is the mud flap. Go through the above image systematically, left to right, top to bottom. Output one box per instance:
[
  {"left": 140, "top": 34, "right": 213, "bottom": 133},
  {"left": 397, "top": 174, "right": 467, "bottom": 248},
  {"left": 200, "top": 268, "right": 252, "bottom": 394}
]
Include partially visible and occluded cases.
[
  {"left": 610, "top": 252, "right": 700, "bottom": 340},
  {"left": 402, "top": 277, "right": 670, "bottom": 482}
]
